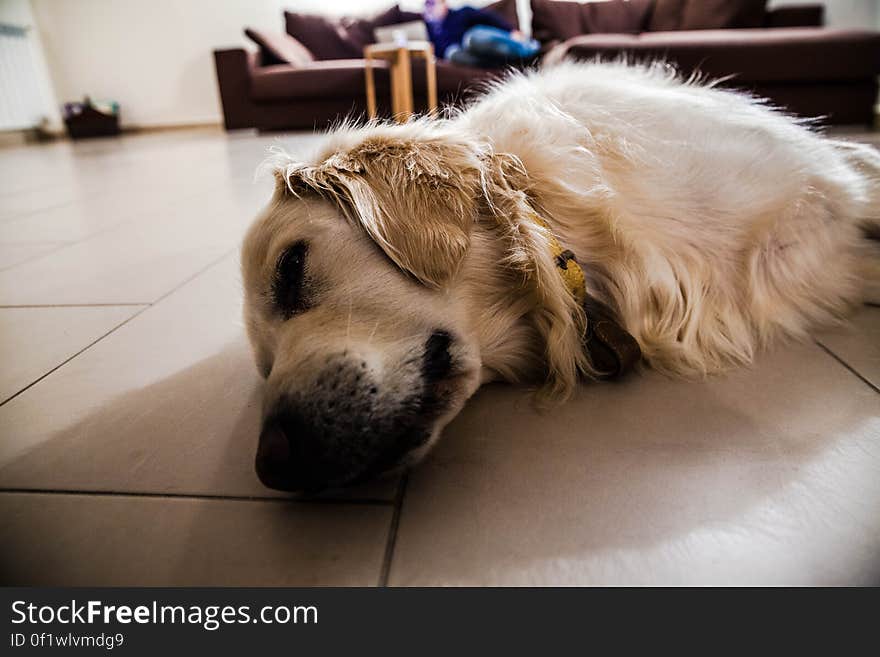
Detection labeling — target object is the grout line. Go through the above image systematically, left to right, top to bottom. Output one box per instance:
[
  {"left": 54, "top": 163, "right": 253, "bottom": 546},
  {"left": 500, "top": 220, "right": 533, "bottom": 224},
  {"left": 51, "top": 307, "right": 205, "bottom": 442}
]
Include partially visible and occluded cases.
[
  {"left": 0, "top": 137, "right": 246, "bottom": 220},
  {"left": 0, "top": 174, "right": 255, "bottom": 271},
  {"left": 0, "top": 197, "right": 86, "bottom": 225},
  {"left": 0, "top": 240, "right": 72, "bottom": 245},
  {"left": 0, "top": 243, "right": 75, "bottom": 273},
  {"left": 0, "top": 249, "right": 234, "bottom": 408},
  {"left": 0, "top": 302, "right": 149, "bottom": 309},
  {"left": 0, "top": 310, "right": 146, "bottom": 407},
  {"left": 814, "top": 340, "right": 879, "bottom": 394},
  {"left": 378, "top": 472, "right": 409, "bottom": 587},
  {"left": 0, "top": 487, "right": 394, "bottom": 506}
]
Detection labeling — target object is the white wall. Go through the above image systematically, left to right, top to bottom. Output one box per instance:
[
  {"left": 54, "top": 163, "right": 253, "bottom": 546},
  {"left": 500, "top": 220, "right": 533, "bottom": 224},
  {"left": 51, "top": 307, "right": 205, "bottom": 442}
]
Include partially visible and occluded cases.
[
  {"left": 0, "top": 0, "right": 62, "bottom": 130},
  {"left": 25, "top": 0, "right": 879, "bottom": 130},
  {"left": 26, "top": 0, "right": 508, "bottom": 129},
  {"left": 30, "top": 0, "right": 285, "bottom": 128}
]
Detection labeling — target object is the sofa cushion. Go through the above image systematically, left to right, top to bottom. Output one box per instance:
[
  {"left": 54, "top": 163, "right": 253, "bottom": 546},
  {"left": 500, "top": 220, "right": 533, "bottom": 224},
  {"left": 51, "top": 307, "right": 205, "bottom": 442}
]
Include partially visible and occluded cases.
[
  {"left": 486, "top": 0, "right": 521, "bottom": 29},
  {"left": 531, "top": 0, "right": 653, "bottom": 43},
  {"left": 531, "top": 0, "right": 584, "bottom": 41},
  {"left": 583, "top": 0, "right": 654, "bottom": 33},
  {"left": 648, "top": 0, "right": 687, "bottom": 31},
  {"left": 649, "top": 0, "right": 767, "bottom": 31},
  {"left": 680, "top": 0, "right": 767, "bottom": 30},
  {"left": 285, "top": 2, "right": 517, "bottom": 60},
  {"left": 285, "top": 5, "right": 421, "bottom": 60},
  {"left": 338, "top": 5, "right": 422, "bottom": 54},
  {"left": 764, "top": 5, "right": 824, "bottom": 28},
  {"left": 284, "top": 13, "right": 355, "bottom": 59},
  {"left": 244, "top": 28, "right": 314, "bottom": 66},
  {"left": 545, "top": 28, "right": 880, "bottom": 83},
  {"left": 252, "top": 57, "right": 499, "bottom": 105},
  {"left": 251, "top": 60, "right": 390, "bottom": 100},
  {"left": 412, "top": 60, "right": 503, "bottom": 96}
]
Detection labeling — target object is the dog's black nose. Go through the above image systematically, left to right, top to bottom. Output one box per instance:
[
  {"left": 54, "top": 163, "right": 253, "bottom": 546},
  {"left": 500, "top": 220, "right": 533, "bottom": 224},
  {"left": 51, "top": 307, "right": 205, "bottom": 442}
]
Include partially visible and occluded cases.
[
  {"left": 423, "top": 330, "right": 453, "bottom": 383},
  {"left": 256, "top": 340, "right": 454, "bottom": 492},
  {"left": 256, "top": 410, "right": 345, "bottom": 492},
  {"left": 254, "top": 417, "right": 295, "bottom": 491}
]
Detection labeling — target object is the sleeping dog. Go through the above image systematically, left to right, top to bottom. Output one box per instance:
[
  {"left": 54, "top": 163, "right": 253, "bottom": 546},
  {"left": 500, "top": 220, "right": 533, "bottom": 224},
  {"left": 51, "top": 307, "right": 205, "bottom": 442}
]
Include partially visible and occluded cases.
[{"left": 241, "top": 61, "right": 879, "bottom": 492}]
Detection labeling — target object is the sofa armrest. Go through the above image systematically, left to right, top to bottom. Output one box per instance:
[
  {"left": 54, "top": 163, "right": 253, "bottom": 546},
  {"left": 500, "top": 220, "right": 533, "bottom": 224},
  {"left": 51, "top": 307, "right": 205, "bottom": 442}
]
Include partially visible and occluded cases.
[
  {"left": 764, "top": 5, "right": 825, "bottom": 28},
  {"left": 538, "top": 38, "right": 561, "bottom": 57},
  {"left": 541, "top": 40, "right": 571, "bottom": 67},
  {"left": 213, "top": 48, "right": 259, "bottom": 130}
]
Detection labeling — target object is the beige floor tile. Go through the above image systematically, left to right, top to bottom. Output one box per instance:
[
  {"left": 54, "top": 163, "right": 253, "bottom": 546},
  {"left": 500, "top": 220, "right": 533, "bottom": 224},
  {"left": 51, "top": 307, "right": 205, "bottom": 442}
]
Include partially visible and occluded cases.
[
  {"left": 0, "top": 130, "right": 285, "bottom": 244},
  {"left": 0, "top": 145, "right": 178, "bottom": 222},
  {"left": 0, "top": 154, "right": 79, "bottom": 200},
  {"left": 0, "top": 166, "right": 265, "bottom": 245},
  {"left": 0, "top": 174, "right": 272, "bottom": 305},
  {"left": 0, "top": 181, "right": 199, "bottom": 244},
  {"left": 0, "top": 185, "right": 83, "bottom": 223},
  {"left": 0, "top": 212, "right": 232, "bottom": 307},
  {"left": 0, "top": 235, "right": 230, "bottom": 306},
  {"left": 0, "top": 243, "right": 66, "bottom": 271},
  {"left": 0, "top": 254, "right": 397, "bottom": 501},
  {"left": 0, "top": 305, "right": 143, "bottom": 403},
  {"left": 815, "top": 306, "right": 880, "bottom": 390},
  {"left": 389, "top": 343, "right": 880, "bottom": 586},
  {"left": 0, "top": 492, "right": 391, "bottom": 585}
]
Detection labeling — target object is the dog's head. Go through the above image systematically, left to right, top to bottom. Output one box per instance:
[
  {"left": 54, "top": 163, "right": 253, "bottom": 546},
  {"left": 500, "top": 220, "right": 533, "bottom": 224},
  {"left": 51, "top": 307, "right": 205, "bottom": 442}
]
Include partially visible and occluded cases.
[
  {"left": 242, "top": 122, "right": 592, "bottom": 492},
  {"left": 242, "top": 124, "right": 492, "bottom": 491}
]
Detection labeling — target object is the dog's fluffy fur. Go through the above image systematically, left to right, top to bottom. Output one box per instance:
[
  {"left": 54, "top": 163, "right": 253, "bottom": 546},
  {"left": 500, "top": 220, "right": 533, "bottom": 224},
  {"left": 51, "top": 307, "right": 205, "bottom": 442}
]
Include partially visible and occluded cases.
[
  {"left": 243, "top": 61, "right": 879, "bottom": 468},
  {"left": 451, "top": 61, "right": 880, "bottom": 387}
]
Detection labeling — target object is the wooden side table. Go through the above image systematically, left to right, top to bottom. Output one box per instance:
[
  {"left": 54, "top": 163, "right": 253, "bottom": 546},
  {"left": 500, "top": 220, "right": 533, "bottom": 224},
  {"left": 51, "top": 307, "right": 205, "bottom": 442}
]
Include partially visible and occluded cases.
[{"left": 364, "top": 41, "right": 438, "bottom": 123}]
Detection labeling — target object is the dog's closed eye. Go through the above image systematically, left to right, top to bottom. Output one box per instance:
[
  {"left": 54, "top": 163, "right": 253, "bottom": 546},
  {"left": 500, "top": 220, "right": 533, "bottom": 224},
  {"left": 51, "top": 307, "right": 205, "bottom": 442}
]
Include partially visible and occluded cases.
[{"left": 273, "top": 240, "right": 309, "bottom": 319}]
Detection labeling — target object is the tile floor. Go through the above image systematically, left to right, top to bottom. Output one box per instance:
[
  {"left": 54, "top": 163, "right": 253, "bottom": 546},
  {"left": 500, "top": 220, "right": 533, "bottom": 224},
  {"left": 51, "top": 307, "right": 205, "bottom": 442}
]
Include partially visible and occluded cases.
[{"left": 0, "top": 127, "right": 878, "bottom": 586}]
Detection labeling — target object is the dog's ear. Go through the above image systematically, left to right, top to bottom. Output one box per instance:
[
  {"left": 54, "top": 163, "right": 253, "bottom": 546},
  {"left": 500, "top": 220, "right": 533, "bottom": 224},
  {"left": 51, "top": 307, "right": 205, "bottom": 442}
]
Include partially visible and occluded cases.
[{"left": 281, "top": 135, "right": 485, "bottom": 288}]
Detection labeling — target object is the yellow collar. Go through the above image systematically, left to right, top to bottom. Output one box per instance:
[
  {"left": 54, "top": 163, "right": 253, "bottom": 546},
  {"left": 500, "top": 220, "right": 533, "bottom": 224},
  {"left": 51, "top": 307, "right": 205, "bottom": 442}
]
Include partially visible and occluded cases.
[
  {"left": 527, "top": 209, "right": 641, "bottom": 380},
  {"left": 529, "top": 212, "right": 586, "bottom": 305}
]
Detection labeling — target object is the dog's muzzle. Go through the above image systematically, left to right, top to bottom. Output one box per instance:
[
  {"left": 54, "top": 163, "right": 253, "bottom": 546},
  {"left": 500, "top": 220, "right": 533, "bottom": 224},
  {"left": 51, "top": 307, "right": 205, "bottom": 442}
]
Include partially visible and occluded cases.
[{"left": 255, "top": 331, "right": 453, "bottom": 492}]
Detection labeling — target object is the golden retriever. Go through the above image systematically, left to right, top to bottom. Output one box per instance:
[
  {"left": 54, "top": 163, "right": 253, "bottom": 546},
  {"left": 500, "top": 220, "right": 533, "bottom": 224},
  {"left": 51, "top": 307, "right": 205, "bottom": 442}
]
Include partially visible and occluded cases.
[{"left": 241, "top": 61, "right": 879, "bottom": 491}]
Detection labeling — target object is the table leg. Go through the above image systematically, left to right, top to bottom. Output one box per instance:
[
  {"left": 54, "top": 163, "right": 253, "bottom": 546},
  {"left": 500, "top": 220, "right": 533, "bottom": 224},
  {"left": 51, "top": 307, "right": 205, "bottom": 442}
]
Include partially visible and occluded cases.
[
  {"left": 396, "top": 47, "right": 413, "bottom": 123},
  {"left": 425, "top": 48, "right": 438, "bottom": 118},
  {"left": 364, "top": 52, "right": 377, "bottom": 120},
  {"left": 390, "top": 58, "right": 401, "bottom": 119}
]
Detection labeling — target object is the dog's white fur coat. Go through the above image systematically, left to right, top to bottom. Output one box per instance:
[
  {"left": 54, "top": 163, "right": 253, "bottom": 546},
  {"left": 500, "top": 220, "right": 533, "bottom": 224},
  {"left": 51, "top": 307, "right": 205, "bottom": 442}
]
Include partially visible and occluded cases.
[
  {"left": 245, "top": 61, "right": 879, "bottom": 465},
  {"left": 455, "top": 61, "right": 878, "bottom": 378}
]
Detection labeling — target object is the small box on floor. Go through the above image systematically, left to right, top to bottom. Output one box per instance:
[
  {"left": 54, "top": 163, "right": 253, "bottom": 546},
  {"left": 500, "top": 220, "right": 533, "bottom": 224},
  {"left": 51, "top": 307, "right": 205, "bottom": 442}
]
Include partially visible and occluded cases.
[{"left": 63, "top": 97, "right": 120, "bottom": 139}]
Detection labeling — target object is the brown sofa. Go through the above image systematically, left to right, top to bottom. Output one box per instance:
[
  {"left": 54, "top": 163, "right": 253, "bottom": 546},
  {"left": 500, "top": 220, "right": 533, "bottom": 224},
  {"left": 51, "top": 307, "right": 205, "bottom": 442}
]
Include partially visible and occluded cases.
[
  {"left": 213, "top": 0, "right": 880, "bottom": 131},
  {"left": 214, "top": 0, "right": 516, "bottom": 131}
]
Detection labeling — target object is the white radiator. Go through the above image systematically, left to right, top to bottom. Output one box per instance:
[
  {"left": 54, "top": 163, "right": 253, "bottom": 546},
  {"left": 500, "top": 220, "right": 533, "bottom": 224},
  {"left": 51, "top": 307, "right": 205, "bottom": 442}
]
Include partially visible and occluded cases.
[{"left": 0, "top": 22, "right": 48, "bottom": 130}]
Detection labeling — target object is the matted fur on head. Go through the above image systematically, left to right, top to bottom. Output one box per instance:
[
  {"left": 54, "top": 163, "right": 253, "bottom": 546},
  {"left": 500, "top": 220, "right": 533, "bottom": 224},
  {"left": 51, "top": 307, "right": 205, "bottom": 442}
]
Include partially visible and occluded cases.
[{"left": 257, "top": 119, "right": 593, "bottom": 400}]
